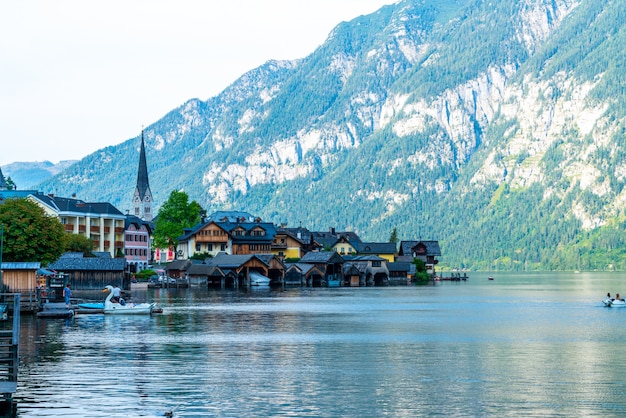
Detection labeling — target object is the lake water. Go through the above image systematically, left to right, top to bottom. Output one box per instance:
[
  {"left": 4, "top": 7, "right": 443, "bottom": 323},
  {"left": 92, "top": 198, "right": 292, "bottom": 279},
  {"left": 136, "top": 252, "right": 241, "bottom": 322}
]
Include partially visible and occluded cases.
[{"left": 10, "top": 272, "right": 626, "bottom": 417}]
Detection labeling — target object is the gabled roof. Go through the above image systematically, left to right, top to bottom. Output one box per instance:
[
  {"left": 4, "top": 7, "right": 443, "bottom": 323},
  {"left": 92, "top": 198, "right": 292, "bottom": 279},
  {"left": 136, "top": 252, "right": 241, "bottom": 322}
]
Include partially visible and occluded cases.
[
  {"left": 125, "top": 214, "right": 154, "bottom": 233},
  {"left": 178, "top": 219, "right": 276, "bottom": 242},
  {"left": 217, "top": 221, "right": 277, "bottom": 242},
  {"left": 275, "top": 227, "right": 308, "bottom": 245},
  {"left": 399, "top": 240, "right": 442, "bottom": 257},
  {"left": 354, "top": 242, "right": 397, "bottom": 255},
  {"left": 300, "top": 251, "right": 344, "bottom": 264},
  {"left": 49, "top": 253, "right": 125, "bottom": 271},
  {"left": 208, "top": 253, "right": 260, "bottom": 269},
  {"left": 255, "top": 254, "right": 282, "bottom": 266},
  {"left": 166, "top": 259, "right": 192, "bottom": 271},
  {"left": 293, "top": 263, "right": 324, "bottom": 276},
  {"left": 187, "top": 264, "right": 224, "bottom": 276},
  {"left": 343, "top": 264, "right": 361, "bottom": 275}
]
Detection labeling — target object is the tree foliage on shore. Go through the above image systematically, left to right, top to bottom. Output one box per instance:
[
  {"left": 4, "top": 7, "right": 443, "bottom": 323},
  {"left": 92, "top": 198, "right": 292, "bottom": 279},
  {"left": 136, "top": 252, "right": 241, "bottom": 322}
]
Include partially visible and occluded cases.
[
  {"left": 153, "top": 190, "right": 204, "bottom": 249},
  {"left": 0, "top": 198, "right": 65, "bottom": 264}
]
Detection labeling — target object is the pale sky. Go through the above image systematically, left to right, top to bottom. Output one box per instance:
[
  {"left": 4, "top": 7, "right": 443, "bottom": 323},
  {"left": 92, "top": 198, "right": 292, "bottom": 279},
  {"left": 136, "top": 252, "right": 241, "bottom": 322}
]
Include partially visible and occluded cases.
[{"left": 0, "top": 0, "right": 396, "bottom": 166}]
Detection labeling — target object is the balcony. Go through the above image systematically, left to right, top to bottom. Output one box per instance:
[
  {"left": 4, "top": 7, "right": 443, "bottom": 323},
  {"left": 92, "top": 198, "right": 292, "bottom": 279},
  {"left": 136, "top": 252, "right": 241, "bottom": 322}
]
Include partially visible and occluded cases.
[
  {"left": 64, "top": 224, "right": 74, "bottom": 232},
  {"left": 78, "top": 225, "right": 86, "bottom": 232},
  {"left": 90, "top": 226, "right": 100, "bottom": 234},
  {"left": 104, "top": 226, "right": 110, "bottom": 233},
  {"left": 114, "top": 227, "right": 125, "bottom": 234},
  {"left": 115, "top": 241, "right": 124, "bottom": 248}
]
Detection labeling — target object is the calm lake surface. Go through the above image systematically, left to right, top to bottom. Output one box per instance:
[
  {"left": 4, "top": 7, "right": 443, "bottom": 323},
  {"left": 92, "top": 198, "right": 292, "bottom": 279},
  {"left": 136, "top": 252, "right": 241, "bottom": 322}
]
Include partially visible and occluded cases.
[{"left": 11, "top": 272, "right": 626, "bottom": 417}]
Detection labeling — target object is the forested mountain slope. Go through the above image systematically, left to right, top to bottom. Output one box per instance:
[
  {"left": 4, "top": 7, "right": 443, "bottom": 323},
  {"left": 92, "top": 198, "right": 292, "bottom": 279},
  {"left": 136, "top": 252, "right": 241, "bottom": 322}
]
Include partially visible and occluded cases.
[{"left": 40, "top": 0, "right": 626, "bottom": 270}]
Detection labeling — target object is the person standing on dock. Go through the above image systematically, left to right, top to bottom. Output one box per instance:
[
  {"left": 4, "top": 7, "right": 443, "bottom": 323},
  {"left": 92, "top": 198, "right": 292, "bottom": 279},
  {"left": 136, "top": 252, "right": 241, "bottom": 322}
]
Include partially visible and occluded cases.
[{"left": 63, "top": 284, "right": 71, "bottom": 308}]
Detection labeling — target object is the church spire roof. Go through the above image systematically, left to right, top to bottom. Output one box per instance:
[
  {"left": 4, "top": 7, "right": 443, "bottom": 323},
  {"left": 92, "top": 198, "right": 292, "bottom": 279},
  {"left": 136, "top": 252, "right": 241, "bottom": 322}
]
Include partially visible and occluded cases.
[{"left": 136, "top": 130, "right": 150, "bottom": 199}]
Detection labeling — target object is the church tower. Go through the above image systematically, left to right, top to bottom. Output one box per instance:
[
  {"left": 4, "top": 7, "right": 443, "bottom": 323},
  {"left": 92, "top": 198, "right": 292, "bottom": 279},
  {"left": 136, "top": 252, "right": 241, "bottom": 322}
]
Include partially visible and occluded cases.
[{"left": 133, "top": 130, "right": 153, "bottom": 221}]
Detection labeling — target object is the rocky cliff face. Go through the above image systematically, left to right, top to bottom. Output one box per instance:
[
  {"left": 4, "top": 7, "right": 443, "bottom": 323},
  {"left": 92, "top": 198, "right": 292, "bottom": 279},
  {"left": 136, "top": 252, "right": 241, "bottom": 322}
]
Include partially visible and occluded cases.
[{"left": 41, "top": 0, "right": 626, "bottom": 270}]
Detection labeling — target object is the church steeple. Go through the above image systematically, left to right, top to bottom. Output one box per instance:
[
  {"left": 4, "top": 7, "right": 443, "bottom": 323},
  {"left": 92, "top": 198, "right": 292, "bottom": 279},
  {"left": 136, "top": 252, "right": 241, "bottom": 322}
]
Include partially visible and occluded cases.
[{"left": 133, "top": 130, "right": 153, "bottom": 221}]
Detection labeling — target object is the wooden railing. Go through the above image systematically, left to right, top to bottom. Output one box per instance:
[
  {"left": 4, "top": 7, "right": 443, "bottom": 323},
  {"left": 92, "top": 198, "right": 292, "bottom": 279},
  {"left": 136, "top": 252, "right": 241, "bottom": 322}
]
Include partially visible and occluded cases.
[{"left": 0, "top": 294, "right": 20, "bottom": 399}]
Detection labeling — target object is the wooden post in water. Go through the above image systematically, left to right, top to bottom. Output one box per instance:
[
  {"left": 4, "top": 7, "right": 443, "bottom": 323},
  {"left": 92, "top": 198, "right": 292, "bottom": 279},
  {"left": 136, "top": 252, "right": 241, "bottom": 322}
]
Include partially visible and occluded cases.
[{"left": 0, "top": 293, "right": 20, "bottom": 415}]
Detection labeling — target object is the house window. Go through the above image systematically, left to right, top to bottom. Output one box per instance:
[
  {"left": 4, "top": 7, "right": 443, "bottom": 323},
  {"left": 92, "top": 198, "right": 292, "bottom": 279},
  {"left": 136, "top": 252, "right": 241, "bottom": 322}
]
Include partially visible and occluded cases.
[
  {"left": 196, "top": 244, "right": 201, "bottom": 252},
  {"left": 207, "top": 244, "right": 213, "bottom": 251},
  {"left": 220, "top": 244, "right": 226, "bottom": 251},
  {"left": 372, "top": 260, "right": 381, "bottom": 267}
]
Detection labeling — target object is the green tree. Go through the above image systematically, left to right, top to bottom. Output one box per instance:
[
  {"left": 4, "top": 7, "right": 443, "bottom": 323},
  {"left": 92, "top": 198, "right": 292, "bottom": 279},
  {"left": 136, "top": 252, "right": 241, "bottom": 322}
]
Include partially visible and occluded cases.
[
  {"left": 153, "top": 190, "right": 204, "bottom": 249},
  {"left": 0, "top": 198, "right": 65, "bottom": 264},
  {"left": 389, "top": 227, "right": 398, "bottom": 243},
  {"left": 63, "top": 233, "right": 95, "bottom": 256}
]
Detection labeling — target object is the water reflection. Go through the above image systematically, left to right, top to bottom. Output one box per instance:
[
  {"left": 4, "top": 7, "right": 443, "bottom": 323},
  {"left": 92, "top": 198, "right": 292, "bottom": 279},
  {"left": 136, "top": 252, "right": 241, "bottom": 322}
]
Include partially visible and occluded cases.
[{"left": 13, "top": 273, "right": 626, "bottom": 416}]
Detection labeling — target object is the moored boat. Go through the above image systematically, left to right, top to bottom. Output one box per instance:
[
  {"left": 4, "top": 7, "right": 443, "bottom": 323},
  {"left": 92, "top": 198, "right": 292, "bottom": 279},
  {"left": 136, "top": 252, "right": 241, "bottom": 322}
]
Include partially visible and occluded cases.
[{"left": 249, "top": 272, "right": 270, "bottom": 286}]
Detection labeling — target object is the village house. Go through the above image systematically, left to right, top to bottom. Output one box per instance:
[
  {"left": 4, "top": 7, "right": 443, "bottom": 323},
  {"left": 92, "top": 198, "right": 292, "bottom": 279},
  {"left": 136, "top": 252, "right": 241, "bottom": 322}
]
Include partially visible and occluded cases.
[
  {"left": 29, "top": 194, "right": 126, "bottom": 259},
  {"left": 176, "top": 211, "right": 277, "bottom": 259},
  {"left": 124, "top": 215, "right": 153, "bottom": 273},
  {"left": 272, "top": 226, "right": 321, "bottom": 259},
  {"left": 311, "top": 228, "right": 361, "bottom": 255},
  {"left": 397, "top": 240, "right": 442, "bottom": 274}
]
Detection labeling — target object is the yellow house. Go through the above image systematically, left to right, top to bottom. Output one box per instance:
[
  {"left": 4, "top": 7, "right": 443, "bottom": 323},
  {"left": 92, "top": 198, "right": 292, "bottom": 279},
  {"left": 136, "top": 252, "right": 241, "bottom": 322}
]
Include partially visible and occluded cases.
[
  {"left": 28, "top": 194, "right": 126, "bottom": 258},
  {"left": 272, "top": 230, "right": 307, "bottom": 259}
]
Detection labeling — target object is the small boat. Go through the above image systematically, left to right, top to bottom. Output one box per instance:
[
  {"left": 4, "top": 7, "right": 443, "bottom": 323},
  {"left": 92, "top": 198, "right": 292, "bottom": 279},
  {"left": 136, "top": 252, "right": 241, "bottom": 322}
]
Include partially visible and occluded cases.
[
  {"left": 249, "top": 272, "right": 270, "bottom": 286},
  {"left": 488, "top": 276, "right": 494, "bottom": 280},
  {"left": 102, "top": 285, "right": 155, "bottom": 314},
  {"left": 603, "top": 298, "right": 626, "bottom": 307}
]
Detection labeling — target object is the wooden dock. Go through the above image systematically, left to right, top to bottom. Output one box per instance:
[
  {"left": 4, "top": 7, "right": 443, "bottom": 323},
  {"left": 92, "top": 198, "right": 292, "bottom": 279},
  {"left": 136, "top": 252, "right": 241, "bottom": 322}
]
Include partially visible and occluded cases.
[{"left": 0, "top": 294, "right": 20, "bottom": 413}]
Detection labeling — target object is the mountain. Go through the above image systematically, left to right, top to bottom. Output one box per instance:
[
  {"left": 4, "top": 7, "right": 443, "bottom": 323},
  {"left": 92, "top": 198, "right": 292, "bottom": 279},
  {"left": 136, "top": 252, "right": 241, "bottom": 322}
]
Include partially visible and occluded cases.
[
  {"left": 38, "top": 0, "right": 626, "bottom": 271},
  {"left": 3, "top": 160, "right": 77, "bottom": 189}
]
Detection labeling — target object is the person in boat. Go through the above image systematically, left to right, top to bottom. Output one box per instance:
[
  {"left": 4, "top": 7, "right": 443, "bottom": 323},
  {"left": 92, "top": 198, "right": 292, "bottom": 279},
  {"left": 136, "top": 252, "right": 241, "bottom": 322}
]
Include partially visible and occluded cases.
[
  {"left": 112, "top": 285, "right": 121, "bottom": 303},
  {"left": 607, "top": 293, "right": 613, "bottom": 301},
  {"left": 616, "top": 293, "right": 624, "bottom": 302}
]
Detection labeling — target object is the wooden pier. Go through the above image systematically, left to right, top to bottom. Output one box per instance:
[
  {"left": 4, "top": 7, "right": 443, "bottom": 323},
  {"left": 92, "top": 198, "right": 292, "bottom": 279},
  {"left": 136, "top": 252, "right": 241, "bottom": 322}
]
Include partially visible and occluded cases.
[{"left": 0, "top": 294, "right": 20, "bottom": 415}]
